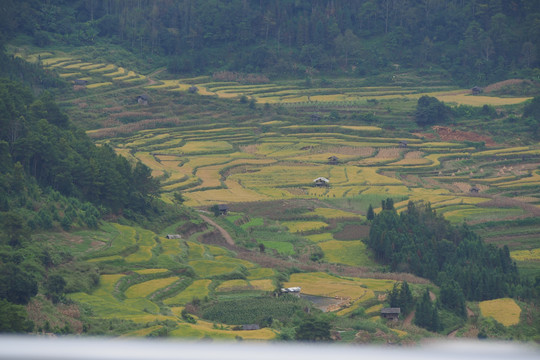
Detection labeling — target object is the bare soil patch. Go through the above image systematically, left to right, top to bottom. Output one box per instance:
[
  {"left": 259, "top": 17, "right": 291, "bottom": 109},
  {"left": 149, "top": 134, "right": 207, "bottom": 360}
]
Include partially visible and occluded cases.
[
  {"left": 483, "top": 79, "right": 529, "bottom": 93},
  {"left": 432, "top": 126, "right": 497, "bottom": 147},
  {"left": 412, "top": 132, "right": 437, "bottom": 140},
  {"left": 375, "top": 148, "right": 402, "bottom": 159},
  {"left": 404, "top": 151, "right": 424, "bottom": 159},
  {"left": 334, "top": 224, "right": 370, "bottom": 240},
  {"left": 403, "top": 310, "right": 415, "bottom": 326}
]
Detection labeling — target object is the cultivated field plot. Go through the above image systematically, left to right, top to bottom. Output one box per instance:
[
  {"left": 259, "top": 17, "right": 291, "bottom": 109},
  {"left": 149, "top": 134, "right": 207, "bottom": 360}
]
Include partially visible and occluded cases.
[
  {"left": 99, "top": 122, "right": 540, "bottom": 230},
  {"left": 285, "top": 272, "right": 393, "bottom": 302},
  {"left": 479, "top": 298, "right": 522, "bottom": 326}
]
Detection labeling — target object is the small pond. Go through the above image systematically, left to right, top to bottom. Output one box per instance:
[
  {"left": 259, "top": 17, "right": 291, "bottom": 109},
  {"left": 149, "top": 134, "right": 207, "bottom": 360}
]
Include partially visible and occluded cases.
[{"left": 300, "top": 294, "right": 346, "bottom": 312}]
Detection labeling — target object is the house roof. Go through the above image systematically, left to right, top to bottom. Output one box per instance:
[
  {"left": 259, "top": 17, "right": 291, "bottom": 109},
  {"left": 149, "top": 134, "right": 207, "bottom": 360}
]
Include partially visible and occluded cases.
[
  {"left": 137, "top": 94, "right": 150, "bottom": 101},
  {"left": 328, "top": 156, "right": 339, "bottom": 160},
  {"left": 313, "top": 177, "right": 330, "bottom": 183},
  {"left": 218, "top": 204, "right": 228, "bottom": 210},
  {"left": 381, "top": 307, "right": 401, "bottom": 314}
]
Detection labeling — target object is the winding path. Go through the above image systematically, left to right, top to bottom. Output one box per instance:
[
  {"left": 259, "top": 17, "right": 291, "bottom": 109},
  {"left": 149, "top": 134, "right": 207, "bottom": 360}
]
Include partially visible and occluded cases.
[{"left": 197, "top": 213, "right": 235, "bottom": 246}]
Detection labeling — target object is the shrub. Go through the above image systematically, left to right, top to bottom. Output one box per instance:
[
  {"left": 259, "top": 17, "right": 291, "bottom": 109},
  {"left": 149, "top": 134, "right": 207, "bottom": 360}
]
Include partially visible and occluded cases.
[{"left": 415, "top": 95, "right": 450, "bottom": 126}]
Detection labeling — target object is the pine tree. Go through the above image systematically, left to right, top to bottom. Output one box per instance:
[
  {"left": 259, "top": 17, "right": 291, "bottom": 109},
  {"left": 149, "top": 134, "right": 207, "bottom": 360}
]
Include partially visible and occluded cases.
[
  {"left": 367, "top": 204, "right": 374, "bottom": 221},
  {"left": 399, "top": 281, "right": 414, "bottom": 315}
]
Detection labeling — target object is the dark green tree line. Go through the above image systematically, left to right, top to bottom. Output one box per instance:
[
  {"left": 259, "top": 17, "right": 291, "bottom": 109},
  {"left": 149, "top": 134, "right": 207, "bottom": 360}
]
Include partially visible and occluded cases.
[
  {"left": 2, "top": 1, "right": 539, "bottom": 83},
  {"left": 0, "top": 78, "right": 159, "bottom": 215},
  {"left": 367, "top": 200, "right": 520, "bottom": 301}
]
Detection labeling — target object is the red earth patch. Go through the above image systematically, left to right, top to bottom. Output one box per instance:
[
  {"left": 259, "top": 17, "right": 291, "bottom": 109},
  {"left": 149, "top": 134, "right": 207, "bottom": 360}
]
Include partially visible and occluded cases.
[{"left": 432, "top": 126, "right": 497, "bottom": 147}]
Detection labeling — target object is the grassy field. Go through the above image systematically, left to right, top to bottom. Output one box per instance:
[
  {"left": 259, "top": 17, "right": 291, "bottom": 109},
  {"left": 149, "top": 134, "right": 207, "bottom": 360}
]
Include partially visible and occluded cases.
[{"left": 318, "top": 240, "right": 377, "bottom": 267}]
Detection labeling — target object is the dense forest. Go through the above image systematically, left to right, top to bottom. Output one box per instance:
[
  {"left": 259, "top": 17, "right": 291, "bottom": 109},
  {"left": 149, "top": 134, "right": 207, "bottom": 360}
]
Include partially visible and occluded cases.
[
  {"left": 1, "top": 0, "right": 540, "bottom": 84},
  {"left": 0, "top": 73, "right": 164, "bottom": 331},
  {"left": 0, "top": 76, "right": 160, "bottom": 235},
  {"left": 367, "top": 200, "right": 524, "bottom": 301}
]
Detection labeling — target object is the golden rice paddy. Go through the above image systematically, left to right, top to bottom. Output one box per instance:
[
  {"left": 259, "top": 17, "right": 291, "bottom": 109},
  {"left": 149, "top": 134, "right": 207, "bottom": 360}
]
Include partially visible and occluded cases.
[
  {"left": 87, "top": 82, "right": 113, "bottom": 89},
  {"left": 309, "top": 208, "right": 363, "bottom": 219},
  {"left": 281, "top": 221, "right": 329, "bottom": 233},
  {"left": 318, "top": 240, "right": 375, "bottom": 267},
  {"left": 510, "top": 248, "right": 540, "bottom": 261},
  {"left": 124, "top": 277, "right": 180, "bottom": 298},
  {"left": 163, "top": 279, "right": 212, "bottom": 305},
  {"left": 479, "top": 298, "right": 521, "bottom": 326}
]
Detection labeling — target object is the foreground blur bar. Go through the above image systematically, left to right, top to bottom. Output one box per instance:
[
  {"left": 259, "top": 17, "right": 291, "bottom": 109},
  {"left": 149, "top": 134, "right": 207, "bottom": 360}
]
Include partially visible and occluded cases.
[{"left": 0, "top": 336, "right": 538, "bottom": 360}]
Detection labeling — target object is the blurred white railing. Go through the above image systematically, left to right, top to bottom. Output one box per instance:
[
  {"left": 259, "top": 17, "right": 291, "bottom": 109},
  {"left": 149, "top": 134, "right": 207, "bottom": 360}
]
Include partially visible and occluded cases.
[{"left": 0, "top": 336, "right": 538, "bottom": 360}]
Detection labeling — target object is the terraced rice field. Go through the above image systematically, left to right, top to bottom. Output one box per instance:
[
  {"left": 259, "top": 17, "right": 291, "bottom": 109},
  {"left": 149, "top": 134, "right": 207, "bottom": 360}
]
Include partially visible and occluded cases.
[
  {"left": 18, "top": 48, "right": 539, "bottom": 340},
  {"left": 318, "top": 240, "right": 376, "bottom": 267},
  {"left": 163, "top": 280, "right": 212, "bottom": 305},
  {"left": 479, "top": 298, "right": 522, "bottom": 326}
]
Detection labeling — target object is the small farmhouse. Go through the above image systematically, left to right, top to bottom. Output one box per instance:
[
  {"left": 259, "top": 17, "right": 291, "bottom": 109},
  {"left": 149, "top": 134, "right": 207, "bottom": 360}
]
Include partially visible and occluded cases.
[
  {"left": 73, "top": 79, "right": 88, "bottom": 86},
  {"left": 188, "top": 86, "right": 198, "bottom": 93},
  {"left": 471, "top": 86, "right": 483, "bottom": 95},
  {"left": 136, "top": 94, "right": 150, "bottom": 105},
  {"left": 398, "top": 140, "right": 408, "bottom": 148},
  {"left": 328, "top": 156, "right": 339, "bottom": 165},
  {"left": 313, "top": 177, "right": 330, "bottom": 187},
  {"left": 470, "top": 186, "right": 480, "bottom": 194},
  {"left": 218, "top": 204, "right": 228, "bottom": 215},
  {"left": 166, "top": 234, "right": 182, "bottom": 239},
  {"left": 281, "top": 287, "right": 301, "bottom": 294},
  {"left": 381, "top": 307, "right": 401, "bottom": 321}
]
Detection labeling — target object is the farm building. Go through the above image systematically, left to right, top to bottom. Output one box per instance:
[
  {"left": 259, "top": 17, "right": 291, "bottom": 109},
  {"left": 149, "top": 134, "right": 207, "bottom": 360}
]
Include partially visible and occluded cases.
[
  {"left": 73, "top": 79, "right": 88, "bottom": 86},
  {"left": 188, "top": 86, "right": 198, "bottom": 93},
  {"left": 471, "top": 86, "right": 483, "bottom": 95},
  {"left": 136, "top": 94, "right": 150, "bottom": 105},
  {"left": 398, "top": 141, "right": 408, "bottom": 148},
  {"left": 328, "top": 156, "right": 339, "bottom": 165},
  {"left": 313, "top": 177, "right": 330, "bottom": 187},
  {"left": 470, "top": 186, "right": 480, "bottom": 194},
  {"left": 218, "top": 204, "right": 229, "bottom": 215},
  {"left": 166, "top": 234, "right": 182, "bottom": 239},
  {"left": 281, "top": 287, "right": 301, "bottom": 294},
  {"left": 381, "top": 307, "right": 401, "bottom": 321}
]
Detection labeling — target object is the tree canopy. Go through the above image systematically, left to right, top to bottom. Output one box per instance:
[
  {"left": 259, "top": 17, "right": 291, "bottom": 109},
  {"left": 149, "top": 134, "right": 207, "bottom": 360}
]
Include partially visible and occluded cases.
[
  {"left": 2, "top": 0, "right": 540, "bottom": 84},
  {"left": 367, "top": 200, "right": 520, "bottom": 301}
]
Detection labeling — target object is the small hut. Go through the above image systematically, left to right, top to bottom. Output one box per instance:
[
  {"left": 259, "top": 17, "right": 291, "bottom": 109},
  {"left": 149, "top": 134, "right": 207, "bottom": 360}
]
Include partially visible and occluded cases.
[
  {"left": 73, "top": 79, "right": 88, "bottom": 86},
  {"left": 188, "top": 86, "right": 198, "bottom": 94},
  {"left": 471, "top": 86, "right": 483, "bottom": 95},
  {"left": 136, "top": 94, "right": 150, "bottom": 105},
  {"left": 398, "top": 141, "right": 408, "bottom": 148},
  {"left": 328, "top": 156, "right": 339, "bottom": 165},
  {"left": 313, "top": 177, "right": 330, "bottom": 187},
  {"left": 469, "top": 186, "right": 480, "bottom": 194},
  {"left": 218, "top": 204, "right": 228, "bottom": 215},
  {"left": 166, "top": 234, "right": 182, "bottom": 239},
  {"left": 281, "top": 287, "right": 301, "bottom": 296},
  {"left": 381, "top": 308, "right": 401, "bottom": 321}
]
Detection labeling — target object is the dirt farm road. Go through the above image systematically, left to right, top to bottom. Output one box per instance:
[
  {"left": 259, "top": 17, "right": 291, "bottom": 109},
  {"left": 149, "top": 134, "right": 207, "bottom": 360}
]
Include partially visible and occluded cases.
[{"left": 198, "top": 213, "right": 235, "bottom": 246}]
